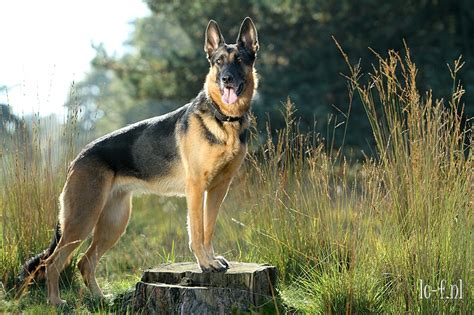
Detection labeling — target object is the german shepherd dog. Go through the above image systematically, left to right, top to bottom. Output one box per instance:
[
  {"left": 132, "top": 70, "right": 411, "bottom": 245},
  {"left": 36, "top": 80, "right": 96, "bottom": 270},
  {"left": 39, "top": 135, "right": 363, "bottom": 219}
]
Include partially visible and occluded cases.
[{"left": 19, "top": 17, "right": 259, "bottom": 305}]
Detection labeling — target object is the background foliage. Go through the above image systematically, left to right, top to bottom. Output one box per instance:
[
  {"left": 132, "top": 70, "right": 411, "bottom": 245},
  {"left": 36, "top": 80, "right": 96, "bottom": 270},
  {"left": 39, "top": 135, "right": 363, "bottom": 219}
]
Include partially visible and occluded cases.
[{"left": 66, "top": 0, "right": 474, "bottom": 157}]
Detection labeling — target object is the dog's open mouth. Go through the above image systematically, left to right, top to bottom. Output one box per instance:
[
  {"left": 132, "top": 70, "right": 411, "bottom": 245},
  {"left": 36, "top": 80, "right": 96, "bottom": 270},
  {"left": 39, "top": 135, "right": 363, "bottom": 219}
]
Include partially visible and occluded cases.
[{"left": 221, "top": 83, "right": 244, "bottom": 105}]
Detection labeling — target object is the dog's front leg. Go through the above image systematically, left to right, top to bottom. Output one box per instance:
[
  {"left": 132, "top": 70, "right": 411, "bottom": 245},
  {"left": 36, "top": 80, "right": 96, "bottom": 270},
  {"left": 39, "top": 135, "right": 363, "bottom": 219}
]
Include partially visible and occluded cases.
[
  {"left": 186, "top": 177, "right": 227, "bottom": 272},
  {"left": 204, "top": 178, "right": 232, "bottom": 269}
]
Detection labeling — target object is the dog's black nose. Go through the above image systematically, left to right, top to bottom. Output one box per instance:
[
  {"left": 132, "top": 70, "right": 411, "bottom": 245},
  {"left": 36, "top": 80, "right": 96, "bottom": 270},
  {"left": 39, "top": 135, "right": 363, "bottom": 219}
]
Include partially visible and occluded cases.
[{"left": 222, "top": 75, "right": 233, "bottom": 84}]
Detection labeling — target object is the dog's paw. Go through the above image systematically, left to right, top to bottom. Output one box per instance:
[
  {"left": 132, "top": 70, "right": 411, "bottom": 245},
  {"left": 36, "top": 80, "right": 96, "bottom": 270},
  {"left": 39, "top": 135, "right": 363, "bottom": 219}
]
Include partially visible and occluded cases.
[
  {"left": 214, "top": 256, "right": 230, "bottom": 268},
  {"left": 199, "top": 259, "right": 228, "bottom": 273}
]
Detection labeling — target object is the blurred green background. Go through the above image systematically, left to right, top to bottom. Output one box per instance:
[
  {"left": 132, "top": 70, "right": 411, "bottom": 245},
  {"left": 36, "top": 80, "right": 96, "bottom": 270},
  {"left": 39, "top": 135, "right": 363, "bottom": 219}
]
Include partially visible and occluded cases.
[
  {"left": 62, "top": 0, "right": 474, "bottom": 157},
  {"left": 2, "top": 1, "right": 473, "bottom": 156}
]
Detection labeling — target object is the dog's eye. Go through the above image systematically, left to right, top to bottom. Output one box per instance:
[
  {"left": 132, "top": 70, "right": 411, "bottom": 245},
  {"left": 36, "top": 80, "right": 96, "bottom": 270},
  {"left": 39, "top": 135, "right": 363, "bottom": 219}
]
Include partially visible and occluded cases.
[
  {"left": 236, "top": 56, "right": 242, "bottom": 63},
  {"left": 216, "top": 57, "right": 223, "bottom": 65}
]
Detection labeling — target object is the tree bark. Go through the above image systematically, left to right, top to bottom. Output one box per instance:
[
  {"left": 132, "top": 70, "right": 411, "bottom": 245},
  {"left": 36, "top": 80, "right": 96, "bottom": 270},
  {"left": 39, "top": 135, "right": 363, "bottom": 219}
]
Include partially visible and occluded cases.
[{"left": 129, "top": 262, "right": 278, "bottom": 314}]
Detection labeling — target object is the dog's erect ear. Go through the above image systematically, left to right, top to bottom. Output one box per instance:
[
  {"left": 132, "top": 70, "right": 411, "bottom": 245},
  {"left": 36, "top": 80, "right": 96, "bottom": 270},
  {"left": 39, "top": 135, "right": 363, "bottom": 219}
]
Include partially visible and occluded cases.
[
  {"left": 237, "top": 17, "right": 259, "bottom": 54},
  {"left": 205, "top": 20, "right": 225, "bottom": 58}
]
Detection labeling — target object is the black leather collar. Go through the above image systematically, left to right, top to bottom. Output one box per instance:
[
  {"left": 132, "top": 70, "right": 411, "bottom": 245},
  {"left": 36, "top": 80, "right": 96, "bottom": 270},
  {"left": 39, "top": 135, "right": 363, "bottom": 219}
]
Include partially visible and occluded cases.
[{"left": 207, "top": 99, "right": 245, "bottom": 123}]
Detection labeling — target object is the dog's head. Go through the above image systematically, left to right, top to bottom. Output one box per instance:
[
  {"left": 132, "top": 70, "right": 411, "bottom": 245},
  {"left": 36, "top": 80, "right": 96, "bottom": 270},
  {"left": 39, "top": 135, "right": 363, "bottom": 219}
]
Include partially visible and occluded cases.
[{"left": 204, "top": 17, "right": 258, "bottom": 115}]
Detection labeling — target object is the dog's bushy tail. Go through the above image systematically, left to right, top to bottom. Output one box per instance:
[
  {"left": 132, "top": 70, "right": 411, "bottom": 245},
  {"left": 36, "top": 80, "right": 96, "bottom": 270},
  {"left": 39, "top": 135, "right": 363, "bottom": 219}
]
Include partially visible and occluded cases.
[{"left": 16, "top": 223, "right": 61, "bottom": 286}]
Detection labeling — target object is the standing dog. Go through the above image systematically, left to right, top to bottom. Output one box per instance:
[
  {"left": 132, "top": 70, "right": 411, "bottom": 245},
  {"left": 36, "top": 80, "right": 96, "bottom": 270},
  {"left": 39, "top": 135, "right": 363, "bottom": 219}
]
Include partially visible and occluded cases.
[{"left": 20, "top": 17, "right": 259, "bottom": 305}]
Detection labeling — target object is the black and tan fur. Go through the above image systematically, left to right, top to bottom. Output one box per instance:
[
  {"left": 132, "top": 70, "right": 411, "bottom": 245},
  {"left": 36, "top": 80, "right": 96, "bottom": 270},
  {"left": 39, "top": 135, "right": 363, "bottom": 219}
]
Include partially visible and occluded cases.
[{"left": 19, "top": 17, "right": 259, "bottom": 305}]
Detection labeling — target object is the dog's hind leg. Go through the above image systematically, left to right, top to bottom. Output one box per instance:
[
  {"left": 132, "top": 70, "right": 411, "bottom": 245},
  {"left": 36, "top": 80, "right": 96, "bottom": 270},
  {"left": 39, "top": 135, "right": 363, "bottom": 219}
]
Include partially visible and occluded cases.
[
  {"left": 45, "top": 161, "right": 113, "bottom": 305},
  {"left": 77, "top": 191, "right": 132, "bottom": 297}
]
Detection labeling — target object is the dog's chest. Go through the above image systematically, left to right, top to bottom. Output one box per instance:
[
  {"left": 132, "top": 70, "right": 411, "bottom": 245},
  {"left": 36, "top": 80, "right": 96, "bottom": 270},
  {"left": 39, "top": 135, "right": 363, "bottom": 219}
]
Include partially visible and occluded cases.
[
  {"left": 213, "top": 123, "right": 246, "bottom": 161},
  {"left": 206, "top": 129, "right": 246, "bottom": 179}
]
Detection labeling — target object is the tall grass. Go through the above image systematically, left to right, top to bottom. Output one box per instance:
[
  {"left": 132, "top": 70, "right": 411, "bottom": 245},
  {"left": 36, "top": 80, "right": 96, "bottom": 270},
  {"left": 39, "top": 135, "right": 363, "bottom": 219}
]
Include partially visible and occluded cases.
[
  {"left": 341, "top": 45, "right": 472, "bottom": 313},
  {"left": 225, "top": 46, "right": 472, "bottom": 313},
  {"left": 1, "top": 47, "right": 472, "bottom": 313},
  {"left": 0, "top": 109, "right": 82, "bottom": 287}
]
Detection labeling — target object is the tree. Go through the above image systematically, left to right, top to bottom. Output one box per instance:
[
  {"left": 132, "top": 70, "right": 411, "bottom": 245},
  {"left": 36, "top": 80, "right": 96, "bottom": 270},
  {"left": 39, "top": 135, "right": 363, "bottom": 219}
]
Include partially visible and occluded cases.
[
  {"left": 69, "top": 0, "right": 474, "bottom": 156},
  {"left": 0, "top": 104, "right": 21, "bottom": 135}
]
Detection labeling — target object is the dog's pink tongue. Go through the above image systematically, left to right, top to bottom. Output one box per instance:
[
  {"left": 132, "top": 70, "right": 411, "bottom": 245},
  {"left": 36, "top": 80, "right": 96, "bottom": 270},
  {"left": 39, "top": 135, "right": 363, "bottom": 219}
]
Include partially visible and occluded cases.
[{"left": 222, "top": 87, "right": 238, "bottom": 104}]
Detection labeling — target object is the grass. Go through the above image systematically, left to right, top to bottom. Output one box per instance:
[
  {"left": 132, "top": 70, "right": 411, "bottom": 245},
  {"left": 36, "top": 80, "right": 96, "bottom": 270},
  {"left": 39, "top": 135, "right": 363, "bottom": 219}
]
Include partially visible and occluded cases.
[{"left": 1, "top": 47, "right": 472, "bottom": 314}]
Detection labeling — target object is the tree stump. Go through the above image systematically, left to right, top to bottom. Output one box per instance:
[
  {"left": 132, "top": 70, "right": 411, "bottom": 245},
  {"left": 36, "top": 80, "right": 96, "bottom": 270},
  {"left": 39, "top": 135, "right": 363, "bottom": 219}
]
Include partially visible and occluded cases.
[{"left": 131, "top": 262, "right": 278, "bottom": 314}]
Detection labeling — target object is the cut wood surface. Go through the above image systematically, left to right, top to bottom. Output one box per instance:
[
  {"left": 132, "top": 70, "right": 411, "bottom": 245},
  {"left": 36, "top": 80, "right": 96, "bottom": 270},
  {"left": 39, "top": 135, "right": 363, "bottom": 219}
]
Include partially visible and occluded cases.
[{"left": 131, "top": 262, "right": 278, "bottom": 314}]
